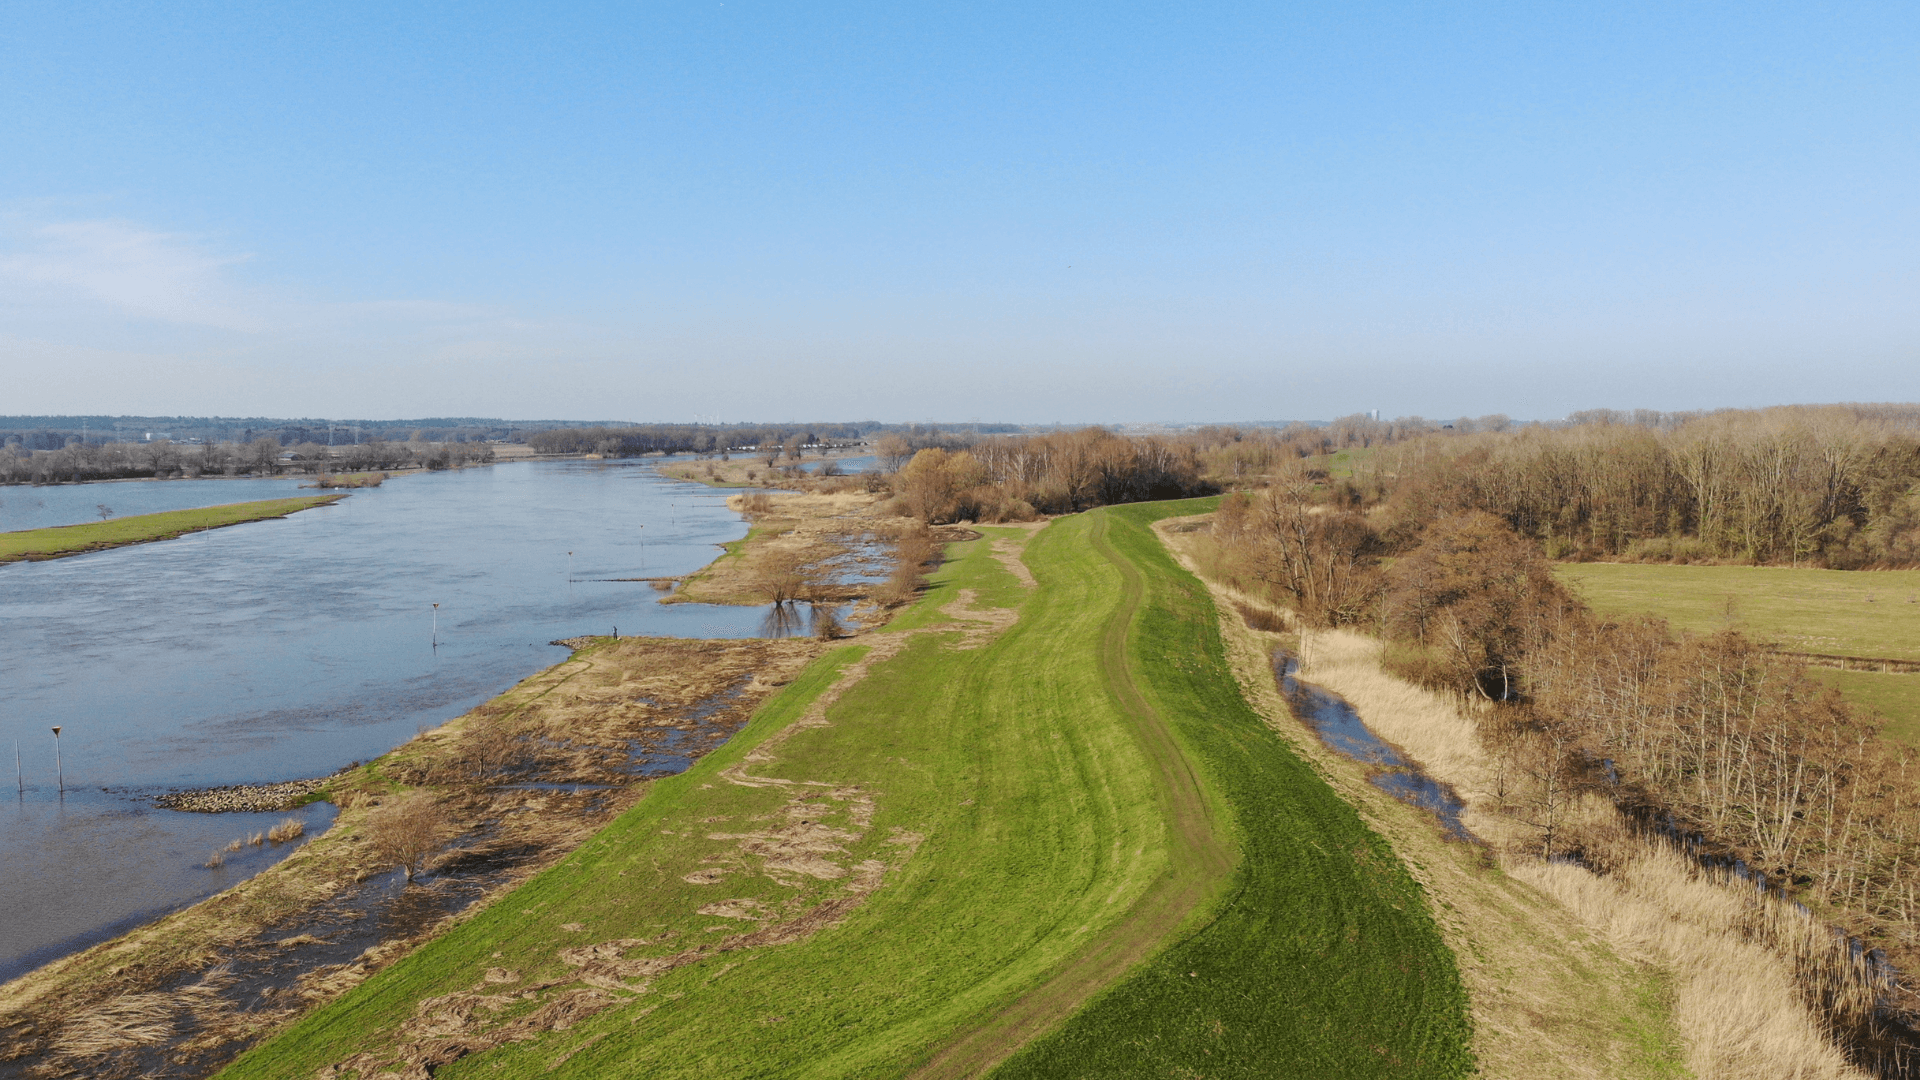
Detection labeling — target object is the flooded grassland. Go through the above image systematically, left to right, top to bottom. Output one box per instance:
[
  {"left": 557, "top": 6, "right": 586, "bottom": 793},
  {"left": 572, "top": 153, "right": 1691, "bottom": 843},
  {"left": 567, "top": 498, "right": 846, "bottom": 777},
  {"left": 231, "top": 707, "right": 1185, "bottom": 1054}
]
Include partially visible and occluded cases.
[
  {"left": 0, "top": 465, "right": 923, "bottom": 1079},
  {"left": 0, "top": 635, "right": 825, "bottom": 1079}
]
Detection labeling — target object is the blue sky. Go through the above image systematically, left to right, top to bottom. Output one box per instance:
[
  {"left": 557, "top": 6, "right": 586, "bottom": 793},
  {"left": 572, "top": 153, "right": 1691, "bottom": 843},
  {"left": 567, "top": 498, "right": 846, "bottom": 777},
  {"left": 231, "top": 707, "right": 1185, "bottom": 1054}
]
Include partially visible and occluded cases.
[{"left": 2, "top": 1, "right": 1915, "bottom": 422}]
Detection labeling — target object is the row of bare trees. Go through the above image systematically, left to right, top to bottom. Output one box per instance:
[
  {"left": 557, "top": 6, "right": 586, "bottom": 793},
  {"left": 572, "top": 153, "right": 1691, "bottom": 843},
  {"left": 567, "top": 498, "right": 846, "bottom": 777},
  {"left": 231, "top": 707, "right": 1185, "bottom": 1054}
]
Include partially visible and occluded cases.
[
  {"left": 1366, "top": 405, "right": 1920, "bottom": 567},
  {"left": 525, "top": 423, "right": 872, "bottom": 458},
  {"left": 0, "top": 437, "right": 493, "bottom": 484}
]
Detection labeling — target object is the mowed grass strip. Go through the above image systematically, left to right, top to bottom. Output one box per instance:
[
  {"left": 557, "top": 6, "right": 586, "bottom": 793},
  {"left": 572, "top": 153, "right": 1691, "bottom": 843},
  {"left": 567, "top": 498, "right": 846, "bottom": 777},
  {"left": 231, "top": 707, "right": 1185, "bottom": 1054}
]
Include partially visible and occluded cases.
[
  {"left": 0, "top": 495, "right": 345, "bottom": 563},
  {"left": 992, "top": 501, "right": 1475, "bottom": 1079},
  {"left": 224, "top": 523, "right": 1182, "bottom": 1077},
  {"left": 1555, "top": 562, "right": 1920, "bottom": 661}
]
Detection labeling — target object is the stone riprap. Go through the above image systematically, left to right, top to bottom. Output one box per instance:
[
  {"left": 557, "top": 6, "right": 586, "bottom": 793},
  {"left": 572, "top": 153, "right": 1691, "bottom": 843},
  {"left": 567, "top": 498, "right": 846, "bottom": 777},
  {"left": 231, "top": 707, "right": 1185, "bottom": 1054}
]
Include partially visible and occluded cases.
[{"left": 156, "top": 775, "right": 334, "bottom": 813}]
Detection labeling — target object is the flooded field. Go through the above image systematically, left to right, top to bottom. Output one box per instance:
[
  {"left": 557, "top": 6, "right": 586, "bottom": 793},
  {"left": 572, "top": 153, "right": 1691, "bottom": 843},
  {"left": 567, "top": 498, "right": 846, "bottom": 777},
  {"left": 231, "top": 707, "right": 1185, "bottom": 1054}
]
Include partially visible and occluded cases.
[
  {"left": 0, "top": 460, "right": 779, "bottom": 980},
  {"left": 0, "top": 475, "right": 309, "bottom": 530}
]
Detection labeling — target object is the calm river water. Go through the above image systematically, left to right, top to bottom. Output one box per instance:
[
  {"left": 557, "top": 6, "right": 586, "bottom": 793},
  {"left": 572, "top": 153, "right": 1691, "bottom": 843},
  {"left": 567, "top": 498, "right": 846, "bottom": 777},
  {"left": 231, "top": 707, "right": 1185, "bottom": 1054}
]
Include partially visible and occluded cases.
[{"left": 0, "top": 460, "right": 774, "bottom": 980}]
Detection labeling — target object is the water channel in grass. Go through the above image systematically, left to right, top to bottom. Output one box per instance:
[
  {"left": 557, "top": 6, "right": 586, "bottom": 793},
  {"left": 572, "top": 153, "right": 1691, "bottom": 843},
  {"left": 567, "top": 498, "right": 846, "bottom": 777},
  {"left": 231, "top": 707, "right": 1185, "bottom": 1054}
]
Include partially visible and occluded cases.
[
  {"left": 0, "top": 459, "right": 789, "bottom": 981},
  {"left": 1273, "top": 652, "right": 1474, "bottom": 842}
]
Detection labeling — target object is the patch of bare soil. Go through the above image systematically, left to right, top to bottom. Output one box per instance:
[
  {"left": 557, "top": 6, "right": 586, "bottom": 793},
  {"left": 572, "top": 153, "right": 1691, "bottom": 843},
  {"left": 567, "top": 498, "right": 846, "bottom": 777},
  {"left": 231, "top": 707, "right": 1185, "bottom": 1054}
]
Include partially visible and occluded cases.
[{"left": 0, "top": 637, "right": 823, "bottom": 1080}]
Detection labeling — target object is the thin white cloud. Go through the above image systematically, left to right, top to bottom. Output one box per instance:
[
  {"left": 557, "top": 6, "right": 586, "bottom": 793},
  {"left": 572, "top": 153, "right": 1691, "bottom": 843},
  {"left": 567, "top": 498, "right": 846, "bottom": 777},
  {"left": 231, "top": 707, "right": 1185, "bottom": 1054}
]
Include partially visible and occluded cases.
[
  {"left": 0, "top": 211, "right": 552, "bottom": 356},
  {"left": 0, "top": 217, "right": 268, "bottom": 330}
]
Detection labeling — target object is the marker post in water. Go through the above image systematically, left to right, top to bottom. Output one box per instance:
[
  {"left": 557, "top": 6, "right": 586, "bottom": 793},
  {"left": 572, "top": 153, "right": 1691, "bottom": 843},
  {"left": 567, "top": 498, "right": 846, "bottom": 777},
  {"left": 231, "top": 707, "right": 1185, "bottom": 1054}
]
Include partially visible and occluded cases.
[
  {"left": 432, "top": 602, "right": 439, "bottom": 647},
  {"left": 51, "top": 726, "right": 62, "bottom": 795},
  {"left": 14, "top": 739, "right": 21, "bottom": 795}
]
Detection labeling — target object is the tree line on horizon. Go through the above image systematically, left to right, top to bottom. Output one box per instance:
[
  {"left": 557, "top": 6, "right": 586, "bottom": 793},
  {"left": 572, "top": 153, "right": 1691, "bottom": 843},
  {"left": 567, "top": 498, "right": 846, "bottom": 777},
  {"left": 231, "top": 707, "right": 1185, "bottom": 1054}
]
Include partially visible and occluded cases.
[
  {"left": 1342, "top": 404, "right": 1920, "bottom": 568},
  {"left": 0, "top": 436, "right": 494, "bottom": 484}
]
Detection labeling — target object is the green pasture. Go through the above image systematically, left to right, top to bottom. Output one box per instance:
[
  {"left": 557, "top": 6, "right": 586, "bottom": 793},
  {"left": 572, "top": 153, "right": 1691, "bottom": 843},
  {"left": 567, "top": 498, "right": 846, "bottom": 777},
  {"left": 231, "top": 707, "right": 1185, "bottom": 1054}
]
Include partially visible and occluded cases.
[
  {"left": 1322, "top": 445, "right": 1376, "bottom": 479},
  {"left": 0, "top": 495, "right": 345, "bottom": 563},
  {"left": 223, "top": 504, "right": 1470, "bottom": 1078},
  {"left": 1555, "top": 562, "right": 1920, "bottom": 661},
  {"left": 1556, "top": 562, "right": 1920, "bottom": 740},
  {"left": 1807, "top": 669, "right": 1920, "bottom": 745}
]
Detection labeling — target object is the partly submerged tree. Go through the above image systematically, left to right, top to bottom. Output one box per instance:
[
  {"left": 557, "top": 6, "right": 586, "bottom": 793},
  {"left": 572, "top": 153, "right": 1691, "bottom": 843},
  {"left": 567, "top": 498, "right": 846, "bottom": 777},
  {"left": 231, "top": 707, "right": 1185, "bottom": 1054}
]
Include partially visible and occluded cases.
[{"left": 365, "top": 790, "right": 452, "bottom": 882}]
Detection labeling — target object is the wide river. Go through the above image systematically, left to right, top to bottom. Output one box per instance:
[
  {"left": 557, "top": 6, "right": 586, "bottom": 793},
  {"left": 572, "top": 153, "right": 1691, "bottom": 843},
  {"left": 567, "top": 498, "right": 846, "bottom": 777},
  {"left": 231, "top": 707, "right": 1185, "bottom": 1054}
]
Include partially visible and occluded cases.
[{"left": 0, "top": 460, "right": 783, "bottom": 980}]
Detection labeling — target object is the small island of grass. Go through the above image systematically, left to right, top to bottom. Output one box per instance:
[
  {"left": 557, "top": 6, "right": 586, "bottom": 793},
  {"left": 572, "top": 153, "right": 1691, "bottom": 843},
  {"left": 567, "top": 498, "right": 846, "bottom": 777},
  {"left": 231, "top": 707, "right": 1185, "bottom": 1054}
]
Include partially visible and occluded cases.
[{"left": 0, "top": 495, "right": 348, "bottom": 564}]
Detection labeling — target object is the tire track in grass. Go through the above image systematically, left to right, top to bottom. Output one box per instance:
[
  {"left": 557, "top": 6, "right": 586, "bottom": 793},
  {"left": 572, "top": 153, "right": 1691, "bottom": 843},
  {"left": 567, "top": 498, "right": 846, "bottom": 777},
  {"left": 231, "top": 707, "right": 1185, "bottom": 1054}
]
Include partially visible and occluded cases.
[{"left": 908, "top": 511, "right": 1237, "bottom": 1079}]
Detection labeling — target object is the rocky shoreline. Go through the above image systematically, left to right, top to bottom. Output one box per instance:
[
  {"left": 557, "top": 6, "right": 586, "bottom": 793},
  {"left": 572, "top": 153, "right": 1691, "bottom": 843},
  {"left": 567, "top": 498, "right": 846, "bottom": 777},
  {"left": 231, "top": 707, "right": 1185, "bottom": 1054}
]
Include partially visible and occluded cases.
[{"left": 155, "top": 773, "right": 340, "bottom": 813}]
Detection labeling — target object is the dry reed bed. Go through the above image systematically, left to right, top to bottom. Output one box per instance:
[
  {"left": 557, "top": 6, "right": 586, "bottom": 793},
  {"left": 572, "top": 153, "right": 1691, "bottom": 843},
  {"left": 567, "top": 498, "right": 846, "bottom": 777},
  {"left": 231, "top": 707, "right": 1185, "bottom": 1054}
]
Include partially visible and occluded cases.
[
  {"left": 662, "top": 489, "right": 920, "bottom": 614},
  {"left": 1295, "top": 622, "right": 1871, "bottom": 1078},
  {"left": 0, "top": 636, "right": 827, "bottom": 1080}
]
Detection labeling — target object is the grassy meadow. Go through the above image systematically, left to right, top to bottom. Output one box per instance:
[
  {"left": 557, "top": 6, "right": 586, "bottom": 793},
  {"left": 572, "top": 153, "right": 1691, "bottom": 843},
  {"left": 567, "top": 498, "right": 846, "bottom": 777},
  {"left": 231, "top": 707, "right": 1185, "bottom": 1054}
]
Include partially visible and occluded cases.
[
  {"left": 0, "top": 495, "right": 345, "bottom": 563},
  {"left": 221, "top": 504, "right": 1471, "bottom": 1078},
  {"left": 1556, "top": 562, "right": 1920, "bottom": 740},
  {"left": 1555, "top": 563, "right": 1920, "bottom": 660},
  {"left": 1807, "top": 668, "right": 1920, "bottom": 745}
]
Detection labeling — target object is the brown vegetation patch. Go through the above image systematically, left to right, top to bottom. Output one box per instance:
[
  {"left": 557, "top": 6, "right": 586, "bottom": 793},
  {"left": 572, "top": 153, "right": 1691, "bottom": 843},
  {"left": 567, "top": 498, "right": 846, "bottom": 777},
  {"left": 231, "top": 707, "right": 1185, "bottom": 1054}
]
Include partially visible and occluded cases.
[
  {"left": 667, "top": 489, "right": 907, "bottom": 608},
  {"left": 1161, "top": 513, "right": 1882, "bottom": 1078},
  {"left": 0, "top": 637, "right": 826, "bottom": 1080},
  {"left": 317, "top": 721, "right": 921, "bottom": 1080}
]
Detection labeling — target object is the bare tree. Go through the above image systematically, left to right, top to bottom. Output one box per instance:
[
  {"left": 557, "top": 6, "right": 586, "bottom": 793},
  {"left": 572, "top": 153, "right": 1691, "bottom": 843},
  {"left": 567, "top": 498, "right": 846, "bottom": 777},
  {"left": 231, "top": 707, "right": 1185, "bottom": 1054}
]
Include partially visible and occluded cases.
[{"left": 364, "top": 791, "right": 452, "bottom": 882}]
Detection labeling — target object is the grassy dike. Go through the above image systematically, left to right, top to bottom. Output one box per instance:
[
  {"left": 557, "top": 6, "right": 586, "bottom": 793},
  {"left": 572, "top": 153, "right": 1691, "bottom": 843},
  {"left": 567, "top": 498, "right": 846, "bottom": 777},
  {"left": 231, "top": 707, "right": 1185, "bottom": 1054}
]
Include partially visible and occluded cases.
[
  {"left": 0, "top": 495, "right": 345, "bottom": 563},
  {"left": 222, "top": 502, "right": 1471, "bottom": 1078},
  {"left": 990, "top": 502, "right": 1473, "bottom": 1078}
]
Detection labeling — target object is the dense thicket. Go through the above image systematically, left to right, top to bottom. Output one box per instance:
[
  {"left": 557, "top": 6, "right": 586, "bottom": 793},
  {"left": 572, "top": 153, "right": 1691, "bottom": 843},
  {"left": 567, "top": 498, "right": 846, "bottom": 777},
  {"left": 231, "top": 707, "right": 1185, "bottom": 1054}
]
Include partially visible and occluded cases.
[
  {"left": 1364, "top": 405, "right": 1920, "bottom": 567},
  {"left": 889, "top": 428, "right": 1214, "bottom": 523},
  {"left": 1209, "top": 477, "right": 1920, "bottom": 1059}
]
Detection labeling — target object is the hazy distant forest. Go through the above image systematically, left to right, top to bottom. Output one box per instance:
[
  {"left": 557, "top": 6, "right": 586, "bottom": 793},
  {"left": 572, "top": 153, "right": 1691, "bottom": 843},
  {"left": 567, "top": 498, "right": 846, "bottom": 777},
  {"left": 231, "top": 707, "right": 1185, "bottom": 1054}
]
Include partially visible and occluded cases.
[
  {"left": 15, "top": 405, "right": 1918, "bottom": 573},
  {"left": 0, "top": 433, "right": 496, "bottom": 484}
]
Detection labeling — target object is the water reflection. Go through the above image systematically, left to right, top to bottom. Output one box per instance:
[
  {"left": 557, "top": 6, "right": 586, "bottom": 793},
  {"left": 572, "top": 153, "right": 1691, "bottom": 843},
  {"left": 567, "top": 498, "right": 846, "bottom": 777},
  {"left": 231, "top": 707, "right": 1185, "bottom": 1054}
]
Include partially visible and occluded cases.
[
  {"left": 0, "top": 459, "right": 766, "bottom": 977},
  {"left": 0, "top": 475, "right": 308, "bottom": 530},
  {"left": 1273, "top": 652, "right": 1474, "bottom": 842}
]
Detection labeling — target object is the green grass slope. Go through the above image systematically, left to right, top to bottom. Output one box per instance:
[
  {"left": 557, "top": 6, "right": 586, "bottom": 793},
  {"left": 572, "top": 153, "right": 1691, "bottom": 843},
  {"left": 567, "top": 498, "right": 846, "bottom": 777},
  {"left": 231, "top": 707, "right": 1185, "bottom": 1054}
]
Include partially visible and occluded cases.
[
  {"left": 0, "top": 495, "right": 344, "bottom": 563},
  {"left": 991, "top": 501, "right": 1473, "bottom": 1079},
  {"left": 223, "top": 504, "right": 1470, "bottom": 1078}
]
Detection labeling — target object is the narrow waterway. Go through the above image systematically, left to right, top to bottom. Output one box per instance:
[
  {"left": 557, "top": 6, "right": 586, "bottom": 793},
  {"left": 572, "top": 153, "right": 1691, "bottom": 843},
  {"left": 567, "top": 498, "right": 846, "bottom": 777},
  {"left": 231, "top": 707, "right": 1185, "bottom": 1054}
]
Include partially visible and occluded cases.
[
  {"left": 0, "top": 460, "right": 775, "bottom": 980},
  {"left": 1273, "top": 652, "right": 1474, "bottom": 842}
]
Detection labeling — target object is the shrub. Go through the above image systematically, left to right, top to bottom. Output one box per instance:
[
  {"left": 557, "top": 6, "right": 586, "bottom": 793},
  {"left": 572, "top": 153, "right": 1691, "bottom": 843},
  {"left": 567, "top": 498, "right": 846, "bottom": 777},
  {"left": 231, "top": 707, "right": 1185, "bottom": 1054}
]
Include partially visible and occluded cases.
[
  {"left": 754, "top": 550, "right": 809, "bottom": 605},
  {"left": 810, "top": 603, "right": 844, "bottom": 640},
  {"left": 364, "top": 791, "right": 452, "bottom": 882}
]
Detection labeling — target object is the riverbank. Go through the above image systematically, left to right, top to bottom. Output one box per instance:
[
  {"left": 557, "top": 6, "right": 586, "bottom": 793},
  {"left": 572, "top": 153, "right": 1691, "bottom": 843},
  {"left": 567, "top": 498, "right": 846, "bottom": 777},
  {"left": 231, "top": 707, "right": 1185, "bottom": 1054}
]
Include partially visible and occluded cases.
[
  {"left": 0, "top": 466, "right": 916, "bottom": 1078},
  {"left": 0, "top": 495, "right": 345, "bottom": 564},
  {"left": 0, "top": 635, "right": 829, "bottom": 1078},
  {"left": 155, "top": 773, "right": 348, "bottom": 814}
]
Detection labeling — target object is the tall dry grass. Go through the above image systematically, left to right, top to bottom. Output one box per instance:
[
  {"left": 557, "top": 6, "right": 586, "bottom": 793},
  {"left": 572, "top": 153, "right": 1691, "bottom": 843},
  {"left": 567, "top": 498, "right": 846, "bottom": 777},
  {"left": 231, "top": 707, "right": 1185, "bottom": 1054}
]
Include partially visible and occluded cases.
[
  {"left": 1239, "top": 601, "right": 1876, "bottom": 1079},
  {"left": 1516, "top": 849, "right": 1866, "bottom": 1078},
  {"left": 47, "top": 966, "right": 234, "bottom": 1065}
]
